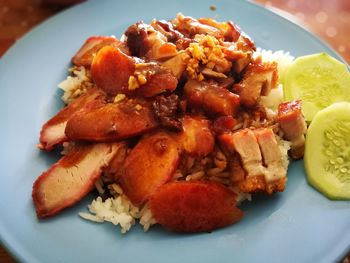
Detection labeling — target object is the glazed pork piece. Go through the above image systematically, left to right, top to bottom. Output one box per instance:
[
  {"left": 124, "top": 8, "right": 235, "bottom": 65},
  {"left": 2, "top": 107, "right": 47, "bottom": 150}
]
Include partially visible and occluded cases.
[
  {"left": 33, "top": 14, "right": 307, "bottom": 233},
  {"left": 90, "top": 45, "right": 178, "bottom": 97},
  {"left": 233, "top": 60, "right": 278, "bottom": 107},
  {"left": 184, "top": 79, "right": 240, "bottom": 117},
  {"left": 277, "top": 100, "right": 307, "bottom": 159}
]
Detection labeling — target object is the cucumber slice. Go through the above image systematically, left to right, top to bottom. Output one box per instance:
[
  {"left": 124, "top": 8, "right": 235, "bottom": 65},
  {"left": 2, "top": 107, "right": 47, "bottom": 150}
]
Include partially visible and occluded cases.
[
  {"left": 283, "top": 53, "right": 350, "bottom": 122},
  {"left": 305, "top": 102, "right": 350, "bottom": 200}
]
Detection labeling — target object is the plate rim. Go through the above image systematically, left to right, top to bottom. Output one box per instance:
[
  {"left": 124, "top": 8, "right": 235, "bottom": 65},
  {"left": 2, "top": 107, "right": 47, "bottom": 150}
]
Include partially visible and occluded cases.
[{"left": 0, "top": 1, "right": 349, "bottom": 262}]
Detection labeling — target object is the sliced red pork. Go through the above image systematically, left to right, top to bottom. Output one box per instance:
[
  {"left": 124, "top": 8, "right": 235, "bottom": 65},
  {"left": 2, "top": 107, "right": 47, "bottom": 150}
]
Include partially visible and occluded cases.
[
  {"left": 38, "top": 88, "right": 106, "bottom": 151},
  {"left": 65, "top": 99, "right": 158, "bottom": 142},
  {"left": 32, "top": 142, "right": 124, "bottom": 218}
]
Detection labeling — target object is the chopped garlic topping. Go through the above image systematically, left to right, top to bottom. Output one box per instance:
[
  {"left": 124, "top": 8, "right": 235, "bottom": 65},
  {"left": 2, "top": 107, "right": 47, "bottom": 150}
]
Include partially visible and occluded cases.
[
  {"left": 128, "top": 76, "right": 140, "bottom": 90},
  {"left": 114, "top": 94, "right": 126, "bottom": 103}
]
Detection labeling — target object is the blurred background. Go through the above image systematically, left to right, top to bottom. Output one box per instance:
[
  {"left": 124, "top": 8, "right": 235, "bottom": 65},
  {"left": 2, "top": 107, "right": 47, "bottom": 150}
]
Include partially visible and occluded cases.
[
  {"left": 0, "top": 0, "right": 349, "bottom": 262},
  {"left": 0, "top": 0, "right": 349, "bottom": 62}
]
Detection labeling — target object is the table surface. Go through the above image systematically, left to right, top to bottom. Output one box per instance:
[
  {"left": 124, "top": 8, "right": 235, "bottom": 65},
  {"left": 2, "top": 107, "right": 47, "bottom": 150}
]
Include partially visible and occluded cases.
[{"left": 0, "top": 0, "right": 349, "bottom": 262}]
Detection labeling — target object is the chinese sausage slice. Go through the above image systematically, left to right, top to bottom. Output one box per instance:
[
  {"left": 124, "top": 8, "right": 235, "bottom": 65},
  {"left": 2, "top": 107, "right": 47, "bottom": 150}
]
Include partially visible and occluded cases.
[
  {"left": 119, "top": 131, "right": 180, "bottom": 206},
  {"left": 149, "top": 181, "right": 243, "bottom": 233}
]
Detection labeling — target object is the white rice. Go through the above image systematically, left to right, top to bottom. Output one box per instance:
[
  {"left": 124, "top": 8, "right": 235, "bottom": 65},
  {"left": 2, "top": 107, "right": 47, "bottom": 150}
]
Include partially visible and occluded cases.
[
  {"left": 58, "top": 66, "right": 92, "bottom": 104},
  {"left": 260, "top": 84, "right": 284, "bottom": 110},
  {"left": 79, "top": 187, "right": 156, "bottom": 234}
]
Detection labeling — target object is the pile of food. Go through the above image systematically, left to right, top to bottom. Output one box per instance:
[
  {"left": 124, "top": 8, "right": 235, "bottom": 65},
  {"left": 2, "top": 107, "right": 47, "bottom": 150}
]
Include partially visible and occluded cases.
[{"left": 32, "top": 13, "right": 350, "bottom": 234}]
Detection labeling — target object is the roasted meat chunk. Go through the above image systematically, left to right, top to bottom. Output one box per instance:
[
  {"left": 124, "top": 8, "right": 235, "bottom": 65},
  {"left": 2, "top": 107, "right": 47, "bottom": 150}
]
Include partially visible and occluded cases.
[
  {"left": 161, "top": 52, "right": 190, "bottom": 79},
  {"left": 233, "top": 60, "right": 278, "bottom": 107},
  {"left": 184, "top": 79, "right": 240, "bottom": 117},
  {"left": 38, "top": 88, "right": 106, "bottom": 151},
  {"left": 65, "top": 99, "right": 158, "bottom": 142},
  {"left": 277, "top": 100, "right": 307, "bottom": 159},
  {"left": 180, "top": 115, "right": 214, "bottom": 157},
  {"left": 228, "top": 129, "right": 266, "bottom": 177},
  {"left": 33, "top": 142, "right": 124, "bottom": 218}
]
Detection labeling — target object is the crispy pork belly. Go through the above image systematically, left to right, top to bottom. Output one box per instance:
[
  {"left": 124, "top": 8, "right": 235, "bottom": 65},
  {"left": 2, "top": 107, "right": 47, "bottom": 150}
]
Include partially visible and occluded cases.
[
  {"left": 172, "top": 13, "right": 223, "bottom": 39},
  {"left": 72, "top": 36, "right": 130, "bottom": 67},
  {"left": 91, "top": 46, "right": 136, "bottom": 96},
  {"left": 233, "top": 60, "right": 278, "bottom": 107},
  {"left": 184, "top": 79, "right": 240, "bottom": 117},
  {"left": 38, "top": 88, "right": 106, "bottom": 151},
  {"left": 65, "top": 99, "right": 158, "bottom": 142},
  {"left": 277, "top": 100, "right": 307, "bottom": 159},
  {"left": 180, "top": 115, "right": 215, "bottom": 157},
  {"left": 218, "top": 128, "right": 287, "bottom": 194},
  {"left": 254, "top": 128, "right": 287, "bottom": 191},
  {"left": 229, "top": 129, "right": 265, "bottom": 177},
  {"left": 119, "top": 131, "right": 180, "bottom": 206},
  {"left": 32, "top": 142, "right": 124, "bottom": 218},
  {"left": 228, "top": 153, "right": 246, "bottom": 183}
]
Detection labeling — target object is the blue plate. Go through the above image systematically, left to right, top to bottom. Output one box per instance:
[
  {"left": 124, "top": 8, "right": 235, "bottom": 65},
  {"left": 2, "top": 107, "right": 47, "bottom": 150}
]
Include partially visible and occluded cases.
[{"left": 0, "top": 1, "right": 349, "bottom": 262}]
